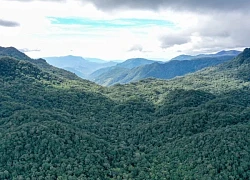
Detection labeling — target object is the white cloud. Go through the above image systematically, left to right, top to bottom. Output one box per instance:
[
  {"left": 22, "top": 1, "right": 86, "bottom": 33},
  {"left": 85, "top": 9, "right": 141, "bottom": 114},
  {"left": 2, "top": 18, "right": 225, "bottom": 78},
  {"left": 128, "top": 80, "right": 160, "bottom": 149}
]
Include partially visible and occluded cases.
[{"left": 0, "top": 0, "right": 249, "bottom": 60}]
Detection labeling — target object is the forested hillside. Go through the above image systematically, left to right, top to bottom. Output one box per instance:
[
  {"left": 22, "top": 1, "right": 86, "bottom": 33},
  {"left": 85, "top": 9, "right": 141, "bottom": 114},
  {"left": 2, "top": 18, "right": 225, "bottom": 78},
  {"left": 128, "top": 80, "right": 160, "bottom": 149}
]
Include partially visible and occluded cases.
[
  {"left": 0, "top": 47, "right": 249, "bottom": 179},
  {"left": 171, "top": 50, "right": 241, "bottom": 61},
  {"left": 92, "top": 55, "right": 236, "bottom": 86},
  {"left": 89, "top": 58, "right": 157, "bottom": 85}
]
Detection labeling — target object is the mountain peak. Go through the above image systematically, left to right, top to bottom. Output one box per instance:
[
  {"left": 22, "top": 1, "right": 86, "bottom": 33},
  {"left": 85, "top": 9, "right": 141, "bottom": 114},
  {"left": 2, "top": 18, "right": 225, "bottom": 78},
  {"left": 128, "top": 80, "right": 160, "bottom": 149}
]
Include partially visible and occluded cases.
[
  {"left": 0, "top": 46, "right": 31, "bottom": 60},
  {"left": 222, "top": 48, "right": 250, "bottom": 69},
  {"left": 234, "top": 48, "right": 250, "bottom": 65},
  {"left": 241, "top": 48, "right": 250, "bottom": 58},
  {"left": 171, "top": 50, "right": 241, "bottom": 61},
  {"left": 215, "top": 50, "right": 241, "bottom": 56},
  {"left": 171, "top": 55, "right": 193, "bottom": 61},
  {"left": 116, "top": 58, "right": 155, "bottom": 69}
]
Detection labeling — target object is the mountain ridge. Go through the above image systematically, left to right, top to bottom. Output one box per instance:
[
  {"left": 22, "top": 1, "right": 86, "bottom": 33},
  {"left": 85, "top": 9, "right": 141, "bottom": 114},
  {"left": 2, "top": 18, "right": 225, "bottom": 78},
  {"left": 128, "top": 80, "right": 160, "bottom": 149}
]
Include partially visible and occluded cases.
[
  {"left": 0, "top": 46, "right": 250, "bottom": 179},
  {"left": 171, "top": 50, "right": 241, "bottom": 61},
  {"left": 44, "top": 55, "right": 118, "bottom": 79},
  {"left": 92, "top": 55, "right": 237, "bottom": 86},
  {"left": 89, "top": 58, "right": 157, "bottom": 81}
]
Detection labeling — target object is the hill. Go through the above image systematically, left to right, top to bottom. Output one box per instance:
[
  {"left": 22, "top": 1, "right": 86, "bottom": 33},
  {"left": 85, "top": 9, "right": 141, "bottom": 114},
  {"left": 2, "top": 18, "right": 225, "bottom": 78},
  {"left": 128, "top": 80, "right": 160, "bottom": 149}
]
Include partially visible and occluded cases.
[
  {"left": 0, "top": 46, "right": 31, "bottom": 61},
  {"left": 0, "top": 47, "right": 250, "bottom": 179},
  {"left": 0, "top": 47, "right": 80, "bottom": 80},
  {"left": 171, "top": 50, "right": 241, "bottom": 61},
  {"left": 44, "top": 55, "right": 117, "bottom": 79},
  {"left": 92, "top": 55, "right": 235, "bottom": 86},
  {"left": 84, "top": 57, "right": 107, "bottom": 63},
  {"left": 89, "top": 58, "right": 157, "bottom": 84},
  {"left": 116, "top": 58, "right": 156, "bottom": 69}
]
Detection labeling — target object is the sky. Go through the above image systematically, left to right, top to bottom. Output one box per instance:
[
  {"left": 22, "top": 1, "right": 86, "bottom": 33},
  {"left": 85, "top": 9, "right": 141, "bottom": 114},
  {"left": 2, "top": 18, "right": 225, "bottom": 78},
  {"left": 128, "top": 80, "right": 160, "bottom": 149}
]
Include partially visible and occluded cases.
[{"left": 0, "top": 0, "right": 250, "bottom": 61}]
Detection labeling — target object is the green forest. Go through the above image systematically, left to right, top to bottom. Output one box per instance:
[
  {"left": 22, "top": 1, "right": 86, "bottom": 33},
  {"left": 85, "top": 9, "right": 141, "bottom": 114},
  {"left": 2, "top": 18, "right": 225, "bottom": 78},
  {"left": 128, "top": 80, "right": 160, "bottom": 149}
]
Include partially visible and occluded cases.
[{"left": 0, "top": 47, "right": 250, "bottom": 179}]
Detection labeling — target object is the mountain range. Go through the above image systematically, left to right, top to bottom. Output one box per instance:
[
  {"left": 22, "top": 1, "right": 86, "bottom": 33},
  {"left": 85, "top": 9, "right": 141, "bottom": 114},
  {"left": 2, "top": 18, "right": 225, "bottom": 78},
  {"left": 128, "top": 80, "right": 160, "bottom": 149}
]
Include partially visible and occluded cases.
[
  {"left": 0, "top": 46, "right": 250, "bottom": 179},
  {"left": 43, "top": 50, "right": 241, "bottom": 86},
  {"left": 171, "top": 50, "right": 241, "bottom": 61},
  {"left": 90, "top": 51, "right": 239, "bottom": 86},
  {"left": 44, "top": 55, "right": 118, "bottom": 79}
]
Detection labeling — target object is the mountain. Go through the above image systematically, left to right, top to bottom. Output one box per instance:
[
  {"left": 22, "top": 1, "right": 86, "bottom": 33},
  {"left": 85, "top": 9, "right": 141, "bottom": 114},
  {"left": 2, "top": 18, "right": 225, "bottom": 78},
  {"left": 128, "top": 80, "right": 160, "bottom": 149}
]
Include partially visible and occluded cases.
[
  {"left": 0, "top": 46, "right": 250, "bottom": 179},
  {"left": 0, "top": 46, "right": 31, "bottom": 61},
  {"left": 0, "top": 47, "right": 79, "bottom": 80},
  {"left": 171, "top": 50, "right": 241, "bottom": 61},
  {"left": 215, "top": 50, "right": 241, "bottom": 56},
  {"left": 171, "top": 54, "right": 194, "bottom": 60},
  {"left": 44, "top": 55, "right": 117, "bottom": 79},
  {"left": 92, "top": 55, "right": 236, "bottom": 86},
  {"left": 84, "top": 57, "right": 108, "bottom": 63},
  {"left": 84, "top": 58, "right": 123, "bottom": 64},
  {"left": 89, "top": 58, "right": 157, "bottom": 83},
  {"left": 116, "top": 58, "right": 156, "bottom": 69},
  {"left": 91, "top": 67, "right": 130, "bottom": 86}
]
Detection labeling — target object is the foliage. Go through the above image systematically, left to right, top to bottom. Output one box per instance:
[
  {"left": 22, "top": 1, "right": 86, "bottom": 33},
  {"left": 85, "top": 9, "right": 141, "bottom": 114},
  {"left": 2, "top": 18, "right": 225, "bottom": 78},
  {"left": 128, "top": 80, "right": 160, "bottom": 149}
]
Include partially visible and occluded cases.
[
  {"left": 0, "top": 47, "right": 250, "bottom": 179},
  {"left": 92, "top": 55, "right": 235, "bottom": 86}
]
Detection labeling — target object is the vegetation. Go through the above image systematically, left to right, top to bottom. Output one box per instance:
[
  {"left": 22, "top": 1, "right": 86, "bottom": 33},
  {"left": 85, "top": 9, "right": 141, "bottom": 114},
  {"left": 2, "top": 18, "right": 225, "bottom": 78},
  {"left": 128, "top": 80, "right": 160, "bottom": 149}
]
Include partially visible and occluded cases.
[
  {"left": 0, "top": 47, "right": 250, "bottom": 179},
  {"left": 92, "top": 55, "right": 236, "bottom": 86},
  {"left": 89, "top": 58, "right": 156, "bottom": 85}
]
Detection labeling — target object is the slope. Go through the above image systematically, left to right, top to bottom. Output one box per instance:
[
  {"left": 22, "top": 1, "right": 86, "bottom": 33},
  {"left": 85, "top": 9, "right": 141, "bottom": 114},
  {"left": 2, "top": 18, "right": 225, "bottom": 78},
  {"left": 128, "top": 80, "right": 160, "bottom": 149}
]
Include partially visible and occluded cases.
[
  {"left": 0, "top": 46, "right": 31, "bottom": 61},
  {"left": 0, "top": 47, "right": 250, "bottom": 179},
  {"left": 0, "top": 47, "right": 81, "bottom": 80},
  {"left": 106, "top": 48, "right": 250, "bottom": 102},
  {"left": 102, "top": 49, "right": 250, "bottom": 179},
  {"left": 171, "top": 50, "right": 241, "bottom": 61},
  {"left": 44, "top": 55, "right": 117, "bottom": 79},
  {"left": 94, "top": 55, "right": 234, "bottom": 86},
  {"left": 0, "top": 56, "right": 121, "bottom": 179},
  {"left": 89, "top": 58, "right": 156, "bottom": 81},
  {"left": 116, "top": 58, "right": 156, "bottom": 69}
]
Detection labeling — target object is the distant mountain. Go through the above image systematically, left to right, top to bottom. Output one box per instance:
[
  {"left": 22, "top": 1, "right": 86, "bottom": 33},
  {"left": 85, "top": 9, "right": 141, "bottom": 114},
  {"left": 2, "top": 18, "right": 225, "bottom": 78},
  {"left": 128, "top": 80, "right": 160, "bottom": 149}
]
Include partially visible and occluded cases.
[
  {"left": 1, "top": 46, "right": 250, "bottom": 179},
  {"left": 171, "top": 50, "right": 241, "bottom": 61},
  {"left": 215, "top": 50, "right": 241, "bottom": 56},
  {"left": 44, "top": 55, "right": 117, "bottom": 79},
  {"left": 92, "top": 55, "right": 237, "bottom": 86},
  {"left": 171, "top": 55, "right": 194, "bottom": 61},
  {"left": 84, "top": 57, "right": 107, "bottom": 63},
  {"left": 89, "top": 58, "right": 157, "bottom": 82},
  {"left": 116, "top": 58, "right": 156, "bottom": 69},
  {"left": 90, "top": 66, "right": 119, "bottom": 80},
  {"left": 92, "top": 67, "right": 130, "bottom": 86}
]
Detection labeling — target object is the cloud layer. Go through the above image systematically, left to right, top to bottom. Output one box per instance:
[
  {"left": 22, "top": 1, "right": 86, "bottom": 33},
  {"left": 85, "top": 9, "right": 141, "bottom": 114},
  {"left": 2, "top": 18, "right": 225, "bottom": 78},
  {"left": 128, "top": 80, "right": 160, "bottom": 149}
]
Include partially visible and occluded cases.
[
  {"left": 1, "top": 0, "right": 250, "bottom": 59},
  {"left": 8, "top": 0, "right": 250, "bottom": 12},
  {"left": 82, "top": 0, "right": 250, "bottom": 12},
  {"left": 0, "top": 19, "right": 20, "bottom": 27},
  {"left": 160, "top": 34, "right": 191, "bottom": 48},
  {"left": 128, "top": 44, "right": 143, "bottom": 52},
  {"left": 19, "top": 48, "right": 41, "bottom": 53}
]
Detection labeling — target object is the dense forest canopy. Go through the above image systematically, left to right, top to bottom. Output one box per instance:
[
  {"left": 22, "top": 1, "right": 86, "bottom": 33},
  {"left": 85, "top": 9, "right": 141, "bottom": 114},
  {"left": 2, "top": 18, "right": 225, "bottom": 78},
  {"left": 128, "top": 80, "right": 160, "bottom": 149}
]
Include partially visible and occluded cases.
[{"left": 0, "top": 47, "right": 249, "bottom": 179}]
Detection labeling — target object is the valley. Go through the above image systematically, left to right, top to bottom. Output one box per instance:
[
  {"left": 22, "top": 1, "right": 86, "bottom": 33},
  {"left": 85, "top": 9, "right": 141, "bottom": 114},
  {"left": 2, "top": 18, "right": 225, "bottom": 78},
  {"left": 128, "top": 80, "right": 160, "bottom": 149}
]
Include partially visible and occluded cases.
[{"left": 0, "top": 47, "right": 249, "bottom": 179}]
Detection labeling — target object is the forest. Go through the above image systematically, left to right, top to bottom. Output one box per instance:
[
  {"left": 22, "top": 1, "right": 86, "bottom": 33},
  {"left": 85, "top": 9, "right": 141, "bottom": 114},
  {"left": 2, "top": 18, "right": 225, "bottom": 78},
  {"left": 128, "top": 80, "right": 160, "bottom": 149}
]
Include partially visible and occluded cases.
[{"left": 0, "top": 47, "right": 249, "bottom": 179}]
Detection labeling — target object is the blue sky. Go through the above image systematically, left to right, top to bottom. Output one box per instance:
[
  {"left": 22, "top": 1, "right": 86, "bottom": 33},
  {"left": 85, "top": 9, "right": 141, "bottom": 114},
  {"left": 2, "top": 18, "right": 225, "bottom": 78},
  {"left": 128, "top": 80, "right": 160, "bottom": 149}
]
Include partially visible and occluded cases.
[
  {"left": 0, "top": 0, "right": 249, "bottom": 60},
  {"left": 49, "top": 17, "right": 175, "bottom": 29}
]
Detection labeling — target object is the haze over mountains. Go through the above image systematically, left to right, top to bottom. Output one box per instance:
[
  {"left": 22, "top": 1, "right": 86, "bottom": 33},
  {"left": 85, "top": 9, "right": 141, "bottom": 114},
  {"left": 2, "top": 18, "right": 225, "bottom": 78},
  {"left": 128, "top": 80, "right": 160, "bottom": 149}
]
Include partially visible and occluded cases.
[
  {"left": 0, "top": 46, "right": 250, "bottom": 179},
  {"left": 42, "top": 50, "right": 241, "bottom": 86},
  {"left": 89, "top": 50, "right": 240, "bottom": 86},
  {"left": 171, "top": 50, "right": 241, "bottom": 61},
  {"left": 44, "top": 56, "right": 117, "bottom": 79}
]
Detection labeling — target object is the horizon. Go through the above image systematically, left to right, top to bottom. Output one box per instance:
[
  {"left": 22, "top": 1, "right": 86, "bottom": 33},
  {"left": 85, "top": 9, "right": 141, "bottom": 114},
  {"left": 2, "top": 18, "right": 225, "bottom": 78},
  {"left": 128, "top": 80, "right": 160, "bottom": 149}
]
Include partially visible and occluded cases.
[
  {"left": 1, "top": 0, "right": 249, "bottom": 60},
  {"left": 0, "top": 45, "right": 243, "bottom": 62},
  {"left": 40, "top": 48, "right": 243, "bottom": 62}
]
